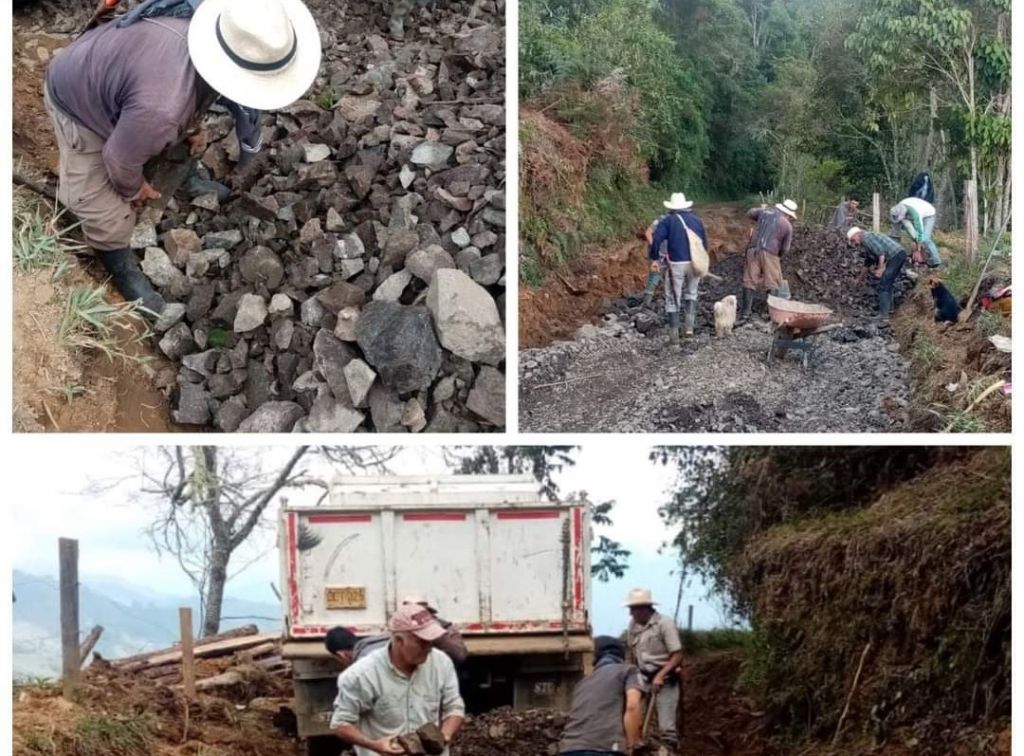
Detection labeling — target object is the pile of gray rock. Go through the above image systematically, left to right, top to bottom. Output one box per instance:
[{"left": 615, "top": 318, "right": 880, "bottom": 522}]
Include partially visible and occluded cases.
[{"left": 141, "top": 0, "right": 506, "bottom": 431}]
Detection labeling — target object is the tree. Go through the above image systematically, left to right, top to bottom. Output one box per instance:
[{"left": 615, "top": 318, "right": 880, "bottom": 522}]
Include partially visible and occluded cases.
[
  {"left": 138, "top": 446, "right": 395, "bottom": 637},
  {"left": 590, "top": 498, "right": 631, "bottom": 581}
]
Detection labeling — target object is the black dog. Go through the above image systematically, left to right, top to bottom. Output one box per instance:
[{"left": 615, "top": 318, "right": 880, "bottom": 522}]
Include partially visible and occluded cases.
[{"left": 929, "top": 277, "right": 960, "bottom": 323}]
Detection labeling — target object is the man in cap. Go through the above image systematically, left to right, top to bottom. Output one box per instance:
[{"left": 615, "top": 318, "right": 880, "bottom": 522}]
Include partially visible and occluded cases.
[
  {"left": 42, "top": 0, "right": 321, "bottom": 314},
  {"left": 648, "top": 192, "right": 710, "bottom": 343},
  {"left": 890, "top": 196, "right": 941, "bottom": 268},
  {"left": 740, "top": 199, "right": 797, "bottom": 323},
  {"left": 846, "top": 226, "right": 909, "bottom": 323},
  {"left": 625, "top": 589, "right": 682, "bottom": 741},
  {"left": 349, "top": 596, "right": 469, "bottom": 665},
  {"left": 331, "top": 604, "right": 466, "bottom": 755},
  {"left": 558, "top": 636, "right": 645, "bottom": 756}
]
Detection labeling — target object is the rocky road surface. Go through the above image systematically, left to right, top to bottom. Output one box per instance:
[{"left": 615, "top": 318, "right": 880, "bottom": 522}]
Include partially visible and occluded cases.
[{"left": 520, "top": 226, "right": 915, "bottom": 433}]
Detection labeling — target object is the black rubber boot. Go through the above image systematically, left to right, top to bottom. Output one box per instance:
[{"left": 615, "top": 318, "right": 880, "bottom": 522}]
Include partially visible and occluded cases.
[
  {"left": 96, "top": 248, "right": 165, "bottom": 316},
  {"left": 738, "top": 288, "right": 755, "bottom": 324},
  {"left": 683, "top": 300, "right": 696, "bottom": 336},
  {"left": 667, "top": 311, "right": 680, "bottom": 346}
]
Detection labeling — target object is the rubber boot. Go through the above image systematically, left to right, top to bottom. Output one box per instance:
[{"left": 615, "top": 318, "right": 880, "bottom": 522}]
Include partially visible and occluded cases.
[
  {"left": 96, "top": 248, "right": 165, "bottom": 316},
  {"left": 641, "top": 270, "right": 662, "bottom": 308},
  {"left": 738, "top": 288, "right": 755, "bottom": 324},
  {"left": 878, "top": 288, "right": 893, "bottom": 322},
  {"left": 683, "top": 300, "right": 696, "bottom": 336},
  {"left": 666, "top": 311, "right": 680, "bottom": 346}
]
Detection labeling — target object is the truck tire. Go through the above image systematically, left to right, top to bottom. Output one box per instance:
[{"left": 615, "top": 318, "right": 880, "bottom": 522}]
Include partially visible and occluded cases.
[{"left": 306, "top": 736, "right": 343, "bottom": 756}]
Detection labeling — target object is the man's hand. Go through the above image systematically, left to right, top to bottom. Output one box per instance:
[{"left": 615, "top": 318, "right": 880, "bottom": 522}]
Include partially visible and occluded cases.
[
  {"left": 186, "top": 131, "right": 208, "bottom": 157},
  {"left": 131, "top": 181, "right": 162, "bottom": 208},
  {"left": 650, "top": 261, "right": 660, "bottom": 273},
  {"left": 874, "top": 267, "right": 884, "bottom": 279},
  {"left": 652, "top": 672, "right": 666, "bottom": 690},
  {"left": 371, "top": 737, "right": 405, "bottom": 755}
]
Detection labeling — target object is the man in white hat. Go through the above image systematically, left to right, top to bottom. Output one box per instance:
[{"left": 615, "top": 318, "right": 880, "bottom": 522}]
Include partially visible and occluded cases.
[
  {"left": 42, "top": 0, "right": 321, "bottom": 314},
  {"left": 648, "top": 193, "right": 710, "bottom": 342},
  {"left": 890, "top": 196, "right": 941, "bottom": 268},
  {"left": 740, "top": 199, "right": 797, "bottom": 323},
  {"left": 846, "top": 226, "right": 909, "bottom": 322},
  {"left": 624, "top": 588, "right": 683, "bottom": 740},
  {"left": 331, "top": 603, "right": 466, "bottom": 755}
]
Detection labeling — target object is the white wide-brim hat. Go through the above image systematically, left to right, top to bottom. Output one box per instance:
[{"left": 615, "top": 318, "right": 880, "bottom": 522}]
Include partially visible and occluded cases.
[
  {"left": 188, "top": 0, "right": 322, "bottom": 112},
  {"left": 663, "top": 192, "right": 694, "bottom": 211},
  {"left": 775, "top": 199, "right": 798, "bottom": 219},
  {"left": 846, "top": 226, "right": 863, "bottom": 242},
  {"left": 624, "top": 588, "right": 657, "bottom": 607}
]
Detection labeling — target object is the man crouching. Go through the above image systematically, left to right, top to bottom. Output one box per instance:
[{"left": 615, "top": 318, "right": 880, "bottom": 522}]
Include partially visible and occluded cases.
[{"left": 331, "top": 604, "right": 465, "bottom": 754}]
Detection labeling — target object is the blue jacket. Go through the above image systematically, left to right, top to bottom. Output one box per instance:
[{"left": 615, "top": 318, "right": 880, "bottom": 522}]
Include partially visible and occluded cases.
[{"left": 649, "top": 211, "right": 709, "bottom": 263}]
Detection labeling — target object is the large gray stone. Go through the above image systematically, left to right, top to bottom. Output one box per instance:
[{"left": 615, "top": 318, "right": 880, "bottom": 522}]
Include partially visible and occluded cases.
[
  {"left": 410, "top": 141, "right": 454, "bottom": 169},
  {"left": 303, "top": 143, "right": 332, "bottom": 162},
  {"left": 130, "top": 222, "right": 158, "bottom": 250},
  {"left": 204, "top": 229, "right": 243, "bottom": 249},
  {"left": 406, "top": 245, "right": 456, "bottom": 283},
  {"left": 239, "top": 246, "right": 285, "bottom": 289},
  {"left": 141, "top": 247, "right": 190, "bottom": 298},
  {"left": 469, "top": 253, "right": 503, "bottom": 286},
  {"left": 373, "top": 269, "right": 413, "bottom": 302},
  {"left": 426, "top": 269, "right": 505, "bottom": 365},
  {"left": 317, "top": 281, "right": 366, "bottom": 313},
  {"left": 234, "top": 293, "right": 268, "bottom": 332},
  {"left": 154, "top": 302, "right": 186, "bottom": 333},
  {"left": 356, "top": 302, "right": 442, "bottom": 394},
  {"left": 334, "top": 307, "right": 361, "bottom": 341},
  {"left": 158, "top": 322, "right": 197, "bottom": 360},
  {"left": 313, "top": 329, "right": 358, "bottom": 401},
  {"left": 343, "top": 359, "right": 376, "bottom": 408},
  {"left": 467, "top": 366, "right": 505, "bottom": 426},
  {"left": 173, "top": 383, "right": 211, "bottom": 425},
  {"left": 368, "top": 384, "right": 406, "bottom": 432},
  {"left": 214, "top": 395, "right": 248, "bottom": 432},
  {"left": 306, "top": 395, "right": 365, "bottom": 433},
  {"left": 237, "top": 401, "right": 305, "bottom": 432}
]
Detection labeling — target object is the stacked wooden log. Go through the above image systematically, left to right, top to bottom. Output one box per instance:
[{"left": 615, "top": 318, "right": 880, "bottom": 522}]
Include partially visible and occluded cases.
[{"left": 97, "top": 624, "right": 289, "bottom": 689}]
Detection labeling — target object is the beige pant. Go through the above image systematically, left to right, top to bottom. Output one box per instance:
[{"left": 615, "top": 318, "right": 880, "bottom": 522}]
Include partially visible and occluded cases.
[
  {"left": 44, "top": 85, "right": 136, "bottom": 250},
  {"left": 742, "top": 248, "right": 783, "bottom": 291},
  {"left": 662, "top": 260, "right": 699, "bottom": 313}
]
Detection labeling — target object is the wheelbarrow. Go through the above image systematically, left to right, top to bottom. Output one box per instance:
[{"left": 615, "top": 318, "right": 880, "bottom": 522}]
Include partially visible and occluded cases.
[{"left": 766, "top": 295, "right": 839, "bottom": 369}]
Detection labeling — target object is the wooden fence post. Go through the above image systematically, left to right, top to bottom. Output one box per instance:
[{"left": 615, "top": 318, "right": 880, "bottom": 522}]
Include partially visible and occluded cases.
[
  {"left": 964, "top": 179, "right": 978, "bottom": 262},
  {"left": 872, "top": 193, "right": 881, "bottom": 233},
  {"left": 59, "top": 538, "right": 80, "bottom": 699},
  {"left": 687, "top": 605, "right": 694, "bottom": 631},
  {"left": 180, "top": 607, "right": 196, "bottom": 699}
]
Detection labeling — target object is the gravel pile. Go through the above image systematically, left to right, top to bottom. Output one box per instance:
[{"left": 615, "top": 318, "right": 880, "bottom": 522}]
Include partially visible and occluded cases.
[{"left": 141, "top": 0, "right": 506, "bottom": 431}]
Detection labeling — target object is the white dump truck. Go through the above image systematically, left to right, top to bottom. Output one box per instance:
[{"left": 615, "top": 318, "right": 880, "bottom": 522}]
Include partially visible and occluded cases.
[{"left": 279, "top": 474, "right": 593, "bottom": 751}]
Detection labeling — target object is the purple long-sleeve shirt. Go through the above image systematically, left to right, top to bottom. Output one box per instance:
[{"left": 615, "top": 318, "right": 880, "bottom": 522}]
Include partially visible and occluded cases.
[{"left": 46, "top": 17, "right": 204, "bottom": 200}]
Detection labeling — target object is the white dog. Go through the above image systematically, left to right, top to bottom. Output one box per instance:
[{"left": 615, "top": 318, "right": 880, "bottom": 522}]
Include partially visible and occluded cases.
[{"left": 713, "top": 295, "right": 737, "bottom": 337}]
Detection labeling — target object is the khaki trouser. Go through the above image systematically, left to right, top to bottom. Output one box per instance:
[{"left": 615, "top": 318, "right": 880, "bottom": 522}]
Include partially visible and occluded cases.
[
  {"left": 44, "top": 84, "right": 136, "bottom": 250},
  {"left": 742, "top": 248, "right": 783, "bottom": 291},
  {"left": 662, "top": 260, "right": 699, "bottom": 313}
]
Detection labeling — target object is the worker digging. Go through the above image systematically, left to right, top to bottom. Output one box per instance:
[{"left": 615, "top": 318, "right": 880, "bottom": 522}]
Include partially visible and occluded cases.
[{"left": 26, "top": 0, "right": 507, "bottom": 432}]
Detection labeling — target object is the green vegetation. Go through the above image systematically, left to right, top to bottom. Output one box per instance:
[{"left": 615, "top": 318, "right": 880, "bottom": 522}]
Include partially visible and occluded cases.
[
  {"left": 521, "top": 0, "right": 1011, "bottom": 282},
  {"left": 13, "top": 191, "right": 80, "bottom": 277},
  {"left": 58, "top": 286, "right": 151, "bottom": 364},
  {"left": 678, "top": 627, "right": 752, "bottom": 656},
  {"left": 22, "top": 713, "right": 153, "bottom": 756}
]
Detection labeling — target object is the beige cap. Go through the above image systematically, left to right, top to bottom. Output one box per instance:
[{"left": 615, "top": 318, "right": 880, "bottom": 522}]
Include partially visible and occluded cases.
[
  {"left": 624, "top": 588, "right": 657, "bottom": 607},
  {"left": 401, "top": 595, "right": 438, "bottom": 613},
  {"left": 388, "top": 604, "right": 445, "bottom": 642}
]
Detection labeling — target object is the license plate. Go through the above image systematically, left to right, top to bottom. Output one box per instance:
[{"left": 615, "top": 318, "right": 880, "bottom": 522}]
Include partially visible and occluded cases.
[{"left": 325, "top": 586, "right": 366, "bottom": 609}]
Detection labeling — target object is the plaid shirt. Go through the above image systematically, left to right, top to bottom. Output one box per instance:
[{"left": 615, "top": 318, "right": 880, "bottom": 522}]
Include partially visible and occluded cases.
[{"left": 860, "top": 232, "right": 905, "bottom": 268}]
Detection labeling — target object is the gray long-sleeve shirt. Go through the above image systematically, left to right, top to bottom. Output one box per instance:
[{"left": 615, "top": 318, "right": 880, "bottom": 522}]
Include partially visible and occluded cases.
[{"left": 45, "top": 17, "right": 205, "bottom": 200}]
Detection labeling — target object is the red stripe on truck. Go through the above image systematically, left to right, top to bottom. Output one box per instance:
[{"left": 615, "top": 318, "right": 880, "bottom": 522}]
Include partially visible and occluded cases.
[
  {"left": 495, "top": 511, "right": 560, "bottom": 520},
  {"left": 287, "top": 512, "right": 300, "bottom": 622},
  {"left": 402, "top": 513, "right": 467, "bottom": 522},
  {"left": 307, "top": 514, "right": 373, "bottom": 524}
]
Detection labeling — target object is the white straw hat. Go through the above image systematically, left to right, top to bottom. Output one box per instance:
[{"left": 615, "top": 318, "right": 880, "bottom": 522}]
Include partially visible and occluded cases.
[
  {"left": 188, "top": 0, "right": 322, "bottom": 111},
  {"left": 663, "top": 193, "right": 694, "bottom": 211},
  {"left": 775, "top": 199, "right": 798, "bottom": 219},
  {"left": 846, "top": 226, "right": 864, "bottom": 242},
  {"left": 624, "top": 588, "right": 657, "bottom": 607}
]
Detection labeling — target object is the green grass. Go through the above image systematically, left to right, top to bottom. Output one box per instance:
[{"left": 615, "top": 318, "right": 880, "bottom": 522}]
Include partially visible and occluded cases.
[
  {"left": 314, "top": 90, "right": 338, "bottom": 110},
  {"left": 13, "top": 192, "right": 82, "bottom": 278},
  {"left": 58, "top": 286, "right": 152, "bottom": 364},
  {"left": 910, "top": 332, "right": 943, "bottom": 373},
  {"left": 678, "top": 627, "right": 752, "bottom": 656},
  {"left": 70, "top": 714, "right": 152, "bottom": 756}
]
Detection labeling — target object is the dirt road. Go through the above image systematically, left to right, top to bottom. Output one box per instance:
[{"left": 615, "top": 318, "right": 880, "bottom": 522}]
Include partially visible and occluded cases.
[{"left": 519, "top": 207, "right": 915, "bottom": 433}]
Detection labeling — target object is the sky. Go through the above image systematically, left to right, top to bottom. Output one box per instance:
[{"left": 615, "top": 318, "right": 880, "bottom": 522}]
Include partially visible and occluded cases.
[{"left": 9, "top": 441, "right": 733, "bottom": 637}]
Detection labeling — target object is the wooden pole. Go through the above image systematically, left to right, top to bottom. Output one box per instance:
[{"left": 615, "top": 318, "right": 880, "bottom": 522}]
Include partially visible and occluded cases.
[
  {"left": 964, "top": 179, "right": 979, "bottom": 262},
  {"left": 872, "top": 193, "right": 880, "bottom": 233},
  {"left": 59, "top": 538, "right": 80, "bottom": 699},
  {"left": 687, "top": 605, "right": 694, "bottom": 631},
  {"left": 179, "top": 607, "right": 196, "bottom": 699},
  {"left": 78, "top": 625, "right": 104, "bottom": 666},
  {"left": 833, "top": 642, "right": 871, "bottom": 745}
]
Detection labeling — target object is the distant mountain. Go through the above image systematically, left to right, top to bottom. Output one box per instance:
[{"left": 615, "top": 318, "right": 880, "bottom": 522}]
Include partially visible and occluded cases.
[{"left": 12, "top": 570, "right": 281, "bottom": 680}]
